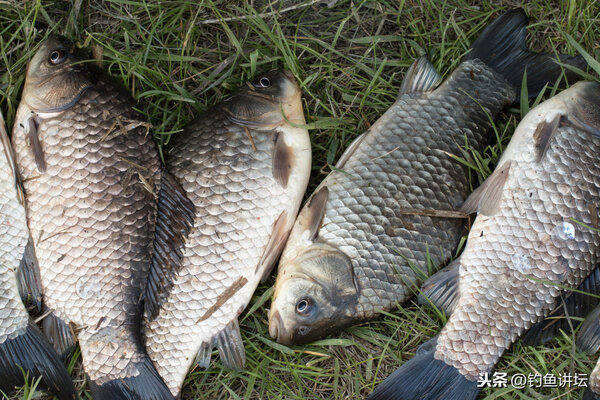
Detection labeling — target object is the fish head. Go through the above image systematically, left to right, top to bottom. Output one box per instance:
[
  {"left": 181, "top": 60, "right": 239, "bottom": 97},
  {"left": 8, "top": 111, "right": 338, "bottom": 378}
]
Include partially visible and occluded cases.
[
  {"left": 23, "top": 35, "right": 92, "bottom": 113},
  {"left": 220, "top": 69, "right": 304, "bottom": 129},
  {"left": 563, "top": 81, "right": 600, "bottom": 131},
  {"left": 269, "top": 244, "right": 360, "bottom": 345}
]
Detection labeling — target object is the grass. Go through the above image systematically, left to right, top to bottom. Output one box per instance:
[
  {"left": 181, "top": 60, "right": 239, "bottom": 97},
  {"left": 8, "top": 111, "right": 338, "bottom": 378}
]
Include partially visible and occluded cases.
[{"left": 0, "top": 0, "right": 599, "bottom": 399}]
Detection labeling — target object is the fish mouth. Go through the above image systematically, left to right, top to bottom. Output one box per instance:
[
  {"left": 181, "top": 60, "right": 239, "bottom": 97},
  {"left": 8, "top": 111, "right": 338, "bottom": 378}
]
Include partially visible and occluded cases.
[
  {"left": 282, "top": 70, "right": 296, "bottom": 84},
  {"left": 268, "top": 310, "right": 293, "bottom": 346}
]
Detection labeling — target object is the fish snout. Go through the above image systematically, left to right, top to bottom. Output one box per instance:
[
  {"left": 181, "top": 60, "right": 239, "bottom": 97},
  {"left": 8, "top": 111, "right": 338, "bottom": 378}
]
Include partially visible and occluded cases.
[{"left": 269, "top": 310, "right": 292, "bottom": 345}]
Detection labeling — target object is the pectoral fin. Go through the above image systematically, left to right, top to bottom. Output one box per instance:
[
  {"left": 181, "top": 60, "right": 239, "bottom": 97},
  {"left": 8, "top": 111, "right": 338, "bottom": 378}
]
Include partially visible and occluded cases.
[
  {"left": 533, "top": 114, "right": 561, "bottom": 162},
  {"left": 27, "top": 116, "right": 46, "bottom": 173},
  {"left": 273, "top": 132, "right": 293, "bottom": 188},
  {"left": 460, "top": 161, "right": 511, "bottom": 216},
  {"left": 304, "top": 186, "right": 329, "bottom": 241},
  {"left": 256, "top": 210, "right": 291, "bottom": 282},
  {"left": 16, "top": 240, "right": 43, "bottom": 311},
  {"left": 417, "top": 259, "right": 460, "bottom": 316}
]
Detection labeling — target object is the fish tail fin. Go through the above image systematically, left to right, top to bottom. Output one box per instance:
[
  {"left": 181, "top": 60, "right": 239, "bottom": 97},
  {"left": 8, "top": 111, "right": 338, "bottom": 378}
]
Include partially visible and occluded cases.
[
  {"left": 466, "top": 8, "right": 586, "bottom": 98},
  {"left": 0, "top": 320, "right": 76, "bottom": 400},
  {"left": 81, "top": 331, "right": 175, "bottom": 400},
  {"left": 368, "top": 337, "right": 480, "bottom": 400},
  {"left": 87, "top": 355, "right": 175, "bottom": 400},
  {"left": 583, "top": 387, "right": 600, "bottom": 400}
]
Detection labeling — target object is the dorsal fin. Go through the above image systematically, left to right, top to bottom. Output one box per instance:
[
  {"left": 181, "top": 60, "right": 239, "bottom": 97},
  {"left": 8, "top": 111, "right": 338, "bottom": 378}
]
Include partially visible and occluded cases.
[
  {"left": 398, "top": 56, "right": 442, "bottom": 98},
  {"left": 460, "top": 160, "right": 511, "bottom": 216},
  {"left": 144, "top": 169, "right": 195, "bottom": 319}
]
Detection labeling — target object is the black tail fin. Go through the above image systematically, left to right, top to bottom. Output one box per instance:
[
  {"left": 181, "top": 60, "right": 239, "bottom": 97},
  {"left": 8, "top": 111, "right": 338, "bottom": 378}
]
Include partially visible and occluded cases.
[
  {"left": 465, "top": 8, "right": 586, "bottom": 98},
  {"left": 0, "top": 320, "right": 76, "bottom": 400},
  {"left": 368, "top": 338, "right": 480, "bottom": 400},
  {"left": 88, "top": 356, "right": 175, "bottom": 400},
  {"left": 583, "top": 387, "right": 600, "bottom": 400}
]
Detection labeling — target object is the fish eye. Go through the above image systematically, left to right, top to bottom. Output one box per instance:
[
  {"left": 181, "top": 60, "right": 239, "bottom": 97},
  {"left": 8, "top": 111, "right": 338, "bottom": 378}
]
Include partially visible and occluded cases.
[
  {"left": 48, "top": 49, "right": 66, "bottom": 65},
  {"left": 253, "top": 76, "right": 270, "bottom": 88},
  {"left": 296, "top": 298, "right": 310, "bottom": 314}
]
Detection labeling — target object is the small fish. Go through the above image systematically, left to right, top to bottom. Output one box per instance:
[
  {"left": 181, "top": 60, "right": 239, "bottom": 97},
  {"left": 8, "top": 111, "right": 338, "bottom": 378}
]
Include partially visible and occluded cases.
[
  {"left": 268, "top": 8, "right": 586, "bottom": 346},
  {"left": 12, "top": 36, "right": 174, "bottom": 400},
  {"left": 143, "top": 70, "right": 311, "bottom": 396},
  {"left": 369, "top": 81, "right": 600, "bottom": 400},
  {"left": 0, "top": 110, "right": 75, "bottom": 399}
]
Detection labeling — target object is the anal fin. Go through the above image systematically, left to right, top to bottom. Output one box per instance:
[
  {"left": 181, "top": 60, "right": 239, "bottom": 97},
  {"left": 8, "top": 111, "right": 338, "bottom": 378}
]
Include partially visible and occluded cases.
[
  {"left": 418, "top": 259, "right": 460, "bottom": 316},
  {"left": 521, "top": 267, "right": 600, "bottom": 346},
  {"left": 577, "top": 306, "right": 600, "bottom": 354},
  {"left": 42, "top": 308, "right": 76, "bottom": 358},
  {"left": 215, "top": 319, "right": 245, "bottom": 370}
]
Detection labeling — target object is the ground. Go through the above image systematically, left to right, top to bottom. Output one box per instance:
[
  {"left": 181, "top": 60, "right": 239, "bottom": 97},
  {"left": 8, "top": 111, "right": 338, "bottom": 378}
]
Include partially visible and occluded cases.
[{"left": 0, "top": 0, "right": 599, "bottom": 399}]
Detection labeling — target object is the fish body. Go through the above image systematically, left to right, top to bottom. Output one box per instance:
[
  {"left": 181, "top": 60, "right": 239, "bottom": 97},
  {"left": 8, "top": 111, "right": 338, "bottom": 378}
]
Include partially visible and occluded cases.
[
  {"left": 268, "top": 8, "right": 586, "bottom": 345},
  {"left": 12, "top": 36, "right": 173, "bottom": 399},
  {"left": 143, "top": 70, "right": 311, "bottom": 396},
  {"left": 370, "top": 81, "right": 600, "bottom": 400},
  {"left": 0, "top": 110, "right": 75, "bottom": 399}
]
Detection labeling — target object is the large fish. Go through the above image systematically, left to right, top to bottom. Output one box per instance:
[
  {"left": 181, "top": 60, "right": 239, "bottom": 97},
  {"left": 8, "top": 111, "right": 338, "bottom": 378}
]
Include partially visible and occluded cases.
[
  {"left": 268, "top": 8, "right": 586, "bottom": 346},
  {"left": 12, "top": 36, "right": 174, "bottom": 400},
  {"left": 143, "top": 70, "right": 311, "bottom": 396},
  {"left": 369, "top": 81, "right": 600, "bottom": 400},
  {"left": 0, "top": 110, "right": 75, "bottom": 399}
]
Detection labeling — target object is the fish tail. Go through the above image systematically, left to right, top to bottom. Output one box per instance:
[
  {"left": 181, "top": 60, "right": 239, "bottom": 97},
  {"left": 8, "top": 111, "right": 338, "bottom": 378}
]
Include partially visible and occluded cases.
[
  {"left": 466, "top": 8, "right": 586, "bottom": 98},
  {"left": 0, "top": 319, "right": 76, "bottom": 400},
  {"left": 81, "top": 329, "right": 175, "bottom": 400},
  {"left": 367, "top": 337, "right": 480, "bottom": 400},
  {"left": 87, "top": 354, "right": 175, "bottom": 400},
  {"left": 583, "top": 387, "right": 600, "bottom": 400}
]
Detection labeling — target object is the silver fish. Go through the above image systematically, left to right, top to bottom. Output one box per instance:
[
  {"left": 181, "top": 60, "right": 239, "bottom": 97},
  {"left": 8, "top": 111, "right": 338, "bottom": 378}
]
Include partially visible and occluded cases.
[
  {"left": 268, "top": 8, "right": 585, "bottom": 346},
  {"left": 12, "top": 36, "right": 174, "bottom": 400},
  {"left": 143, "top": 70, "right": 311, "bottom": 396},
  {"left": 370, "top": 81, "right": 600, "bottom": 400},
  {"left": 0, "top": 109, "right": 75, "bottom": 399}
]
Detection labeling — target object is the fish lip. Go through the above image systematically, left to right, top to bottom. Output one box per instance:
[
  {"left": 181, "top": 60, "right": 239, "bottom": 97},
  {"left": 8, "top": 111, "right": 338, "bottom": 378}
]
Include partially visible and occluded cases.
[
  {"left": 282, "top": 70, "right": 296, "bottom": 84},
  {"left": 269, "top": 310, "right": 293, "bottom": 345}
]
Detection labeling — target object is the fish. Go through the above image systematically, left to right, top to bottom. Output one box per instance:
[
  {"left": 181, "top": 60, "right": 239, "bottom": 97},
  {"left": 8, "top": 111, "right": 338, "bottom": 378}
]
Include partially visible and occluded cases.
[
  {"left": 268, "top": 8, "right": 587, "bottom": 346},
  {"left": 12, "top": 36, "right": 175, "bottom": 400},
  {"left": 143, "top": 70, "right": 311, "bottom": 396},
  {"left": 368, "top": 80, "right": 600, "bottom": 400},
  {"left": 0, "top": 109, "right": 75, "bottom": 399}
]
